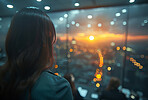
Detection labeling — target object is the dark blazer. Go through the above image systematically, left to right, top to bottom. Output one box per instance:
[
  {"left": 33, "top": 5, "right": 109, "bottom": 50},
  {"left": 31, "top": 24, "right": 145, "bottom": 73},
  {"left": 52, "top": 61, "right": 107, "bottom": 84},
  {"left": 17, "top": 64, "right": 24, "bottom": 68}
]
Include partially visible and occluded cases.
[{"left": 24, "top": 70, "right": 73, "bottom": 100}]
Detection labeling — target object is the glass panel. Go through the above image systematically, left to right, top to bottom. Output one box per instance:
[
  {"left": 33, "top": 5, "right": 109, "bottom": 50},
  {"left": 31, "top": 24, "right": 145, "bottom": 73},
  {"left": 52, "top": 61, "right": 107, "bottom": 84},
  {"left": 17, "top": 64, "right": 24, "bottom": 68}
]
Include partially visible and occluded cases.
[
  {"left": 0, "top": 4, "right": 147, "bottom": 100},
  {"left": 125, "top": 4, "right": 148, "bottom": 99},
  {"left": 48, "top": 12, "right": 68, "bottom": 75}
]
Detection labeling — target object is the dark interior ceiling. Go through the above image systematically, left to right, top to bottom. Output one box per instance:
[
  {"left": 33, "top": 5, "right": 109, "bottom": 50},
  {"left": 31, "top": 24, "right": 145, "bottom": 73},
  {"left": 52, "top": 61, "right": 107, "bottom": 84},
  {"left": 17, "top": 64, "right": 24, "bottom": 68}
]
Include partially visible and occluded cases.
[{"left": 0, "top": 0, "right": 148, "bottom": 17}]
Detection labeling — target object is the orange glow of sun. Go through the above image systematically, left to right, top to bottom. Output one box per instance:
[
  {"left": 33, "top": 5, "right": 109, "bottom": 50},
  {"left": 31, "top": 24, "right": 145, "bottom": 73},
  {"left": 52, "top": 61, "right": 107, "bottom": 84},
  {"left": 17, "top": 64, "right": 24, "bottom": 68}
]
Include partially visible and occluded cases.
[{"left": 89, "top": 36, "right": 94, "bottom": 40}]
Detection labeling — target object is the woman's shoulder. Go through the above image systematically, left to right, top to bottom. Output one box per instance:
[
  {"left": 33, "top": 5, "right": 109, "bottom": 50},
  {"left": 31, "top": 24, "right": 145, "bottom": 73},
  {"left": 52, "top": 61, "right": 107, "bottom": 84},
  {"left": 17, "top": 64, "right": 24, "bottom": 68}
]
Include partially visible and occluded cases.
[
  {"left": 31, "top": 70, "right": 73, "bottom": 100},
  {"left": 32, "top": 70, "right": 70, "bottom": 91},
  {"left": 39, "top": 70, "right": 66, "bottom": 83}
]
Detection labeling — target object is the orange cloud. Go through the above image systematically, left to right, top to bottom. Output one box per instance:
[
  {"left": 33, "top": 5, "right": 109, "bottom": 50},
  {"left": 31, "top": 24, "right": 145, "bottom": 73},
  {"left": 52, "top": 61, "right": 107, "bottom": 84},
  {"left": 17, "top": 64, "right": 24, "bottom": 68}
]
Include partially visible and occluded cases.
[{"left": 57, "top": 32, "right": 148, "bottom": 42}]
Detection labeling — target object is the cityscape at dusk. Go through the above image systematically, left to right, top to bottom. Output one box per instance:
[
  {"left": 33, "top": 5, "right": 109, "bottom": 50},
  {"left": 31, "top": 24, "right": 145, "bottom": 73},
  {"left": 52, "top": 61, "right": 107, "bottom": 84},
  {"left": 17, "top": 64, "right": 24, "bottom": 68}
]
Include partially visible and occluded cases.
[{"left": 0, "top": 1, "right": 148, "bottom": 100}]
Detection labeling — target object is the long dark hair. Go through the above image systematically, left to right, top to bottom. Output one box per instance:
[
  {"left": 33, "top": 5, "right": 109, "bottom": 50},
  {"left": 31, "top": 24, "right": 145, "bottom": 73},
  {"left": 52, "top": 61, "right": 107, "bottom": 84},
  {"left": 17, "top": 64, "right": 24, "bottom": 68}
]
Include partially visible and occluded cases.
[{"left": 0, "top": 7, "right": 56, "bottom": 99}]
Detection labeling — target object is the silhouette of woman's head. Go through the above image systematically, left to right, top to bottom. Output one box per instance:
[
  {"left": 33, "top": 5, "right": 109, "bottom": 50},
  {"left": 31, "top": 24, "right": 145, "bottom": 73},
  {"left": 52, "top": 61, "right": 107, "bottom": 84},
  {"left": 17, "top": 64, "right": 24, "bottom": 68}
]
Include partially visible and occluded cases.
[
  {"left": 0, "top": 7, "right": 56, "bottom": 99},
  {"left": 6, "top": 7, "right": 56, "bottom": 73},
  {"left": 107, "top": 77, "right": 120, "bottom": 91}
]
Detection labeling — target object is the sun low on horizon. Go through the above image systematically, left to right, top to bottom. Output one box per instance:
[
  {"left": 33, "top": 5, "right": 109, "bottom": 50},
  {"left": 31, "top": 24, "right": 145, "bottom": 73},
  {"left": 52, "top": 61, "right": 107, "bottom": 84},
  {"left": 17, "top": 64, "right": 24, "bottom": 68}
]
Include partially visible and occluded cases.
[{"left": 89, "top": 35, "right": 94, "bottom": 40}]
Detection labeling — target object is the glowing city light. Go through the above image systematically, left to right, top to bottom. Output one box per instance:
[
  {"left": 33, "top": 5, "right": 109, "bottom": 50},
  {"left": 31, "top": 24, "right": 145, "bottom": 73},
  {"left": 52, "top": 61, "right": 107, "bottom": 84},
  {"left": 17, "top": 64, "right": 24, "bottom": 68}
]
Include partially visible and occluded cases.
[
  {"left": 37, "top": 0, "right": 42, "bottom": 2},
  {"left": 129, "top": 0, "right": 135, "bottom": 3},
  {"left": 74, "top": 3, "right": 80, "bottom": 6},
  {"left": 7, "top": 5, "right": 13, "bottom": 8},
  {"left": 44, "top": 6, "right": 50, "bottom": 10},
  {"left": 122, "top": 9, "right": 127, "bottom": 13},
  {"left": 115, "top": 13, "right": 121, "bottom": 17},
  {"left": 64, "top": 14, "right": 68, "bottom": 18},
  {"left": 87, "top": 15, "right": 93, "bottom": 19},
  {"left": 59, "top": 17, "right": 64, "bottom": 21},
  {"left": 144, "top": 20, "right": 148, "bottom": 24},
  {"left": 71, "top": 21, "right": 75, "bottom": 25},
  {"left": 110, "top": 21, "right": 115, "bottom": 25},
  {"left": 123, "top": 21, "right": 127, "bottom": 26},
  {"left": 76, "top": 23, "right": 80, "bottom": 27},
  {"left": 98, "top": 23, "right": 102, "bottom": 27},
  {"left": 66, "top": 24, "right": 70, "bottom": 28},
  {"left": 87, "top": 24, "right": 91, "bottom": 28},
  {"left": 89, "top": 36, "right": 94, "bottom": 40},
  {"left": 72, "top": 40, "right": 76, "bottom": 44},
  {"left": 111, "top": 42, "right": 115, "bottom": 46},
  {"left": 123, "top": 46, "right": 126, "bottom": 50},
  {"left": 116, "top": 47, "right": 120, "bottom": 51},
  {"left": 127, "top": 47, "right": 133, "bottom": 51},
  {"left": 69, "top": 49, "right": 73, "bottom": 52},
  {"left": 94, "top": 51, "right": 103, "bottom": 83},
  {"left": 98, "top": 51, "right": 104, "bottom": 67},
  {"left": 99, "top": 57, "right": 103, "bottom": 67},
  {"left": 130, "top": 57, "right": 133, "bottom": 61},
  {"left": 130, "top": 57, "right": 144, "bottom": 70},
  {"left": 132, "top": 59, "right": 136, "bottom": 63},
  {"left": 134, "top": 62, "right": 138, "bottom": 66},
  {"left": 137, "top": 63, "right": 140, "bottom": 66},
  {"left": 99, "top": 64, "right": 103, "bottom": 67},
  {"left": 54, "top": 65, "right": 58, "bottom": 68},
  {"left": 139, "top": 66, "right": 143, "bottom": 69},
  {"left": 107, "top": 67, "right": 111, "bottom": 71},
  {"left": 96, "top": 69, "right": 100, "bottom": 72},
  {"left": 100, "top": 72, "right": 103, "bottom": 76},
  {"left": 54, "top": 73, "right": 59, "bottom": 76},
  {"left": 96, "top": 74, "right": 101, "bottom": 79},
  {"left": 93, "top": 78, "right": 97, "bottom": 82},
  {"left": 97, "top": 78, "right": 102, "bottom": 81},
  {"left": 96, "top": 83, "right": 100, "bottom": 87},
  {"left": 91, "top": 93, "right": 98, "bottom": 99},
  {"left": 131, "top": 95, "right": 135, "bottom": 99}
]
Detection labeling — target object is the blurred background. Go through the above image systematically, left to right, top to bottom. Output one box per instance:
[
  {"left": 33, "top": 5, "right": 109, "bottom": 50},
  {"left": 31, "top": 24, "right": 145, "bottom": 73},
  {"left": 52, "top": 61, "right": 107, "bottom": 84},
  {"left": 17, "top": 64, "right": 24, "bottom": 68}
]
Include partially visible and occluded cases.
[{"left": 0, "top": 0, "right": 148, "bottom": 100}]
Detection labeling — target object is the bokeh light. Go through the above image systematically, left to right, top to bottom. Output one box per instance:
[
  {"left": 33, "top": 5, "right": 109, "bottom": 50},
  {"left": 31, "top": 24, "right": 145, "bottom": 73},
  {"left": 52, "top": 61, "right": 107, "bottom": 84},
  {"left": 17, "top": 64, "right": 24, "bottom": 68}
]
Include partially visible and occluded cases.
[
  {"left": 123, "top": 46, "right": 126, "bottom": 50},
  {"left": 116, "top": 47, "right": 120, "bottom": 51},
  {"left": 69, "top": 49, "right": 73, "bottom": 52},
  {"left": 54, "top": 65, "right": 58, "bottom": 68},
  {"left": 107, "top": 67, "right": 111, "bottom": 71},
  {"left": 54, "top": 73, "right": 59, "bottom": 76},
  {"left": 96, "top": 74, "right": 101, "bottom": 79},
  {"left": 96, "top": 83, "right": 100, "bottom": 87}
]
